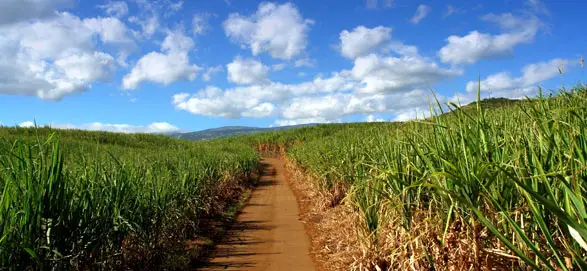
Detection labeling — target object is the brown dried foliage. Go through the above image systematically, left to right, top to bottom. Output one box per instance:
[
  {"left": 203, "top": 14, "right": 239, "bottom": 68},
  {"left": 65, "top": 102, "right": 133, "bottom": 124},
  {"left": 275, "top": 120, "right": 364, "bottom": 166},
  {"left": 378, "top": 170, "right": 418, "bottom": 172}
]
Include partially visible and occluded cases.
[{"left": 285, "top": 159, "right": 518, "bottom": 271}]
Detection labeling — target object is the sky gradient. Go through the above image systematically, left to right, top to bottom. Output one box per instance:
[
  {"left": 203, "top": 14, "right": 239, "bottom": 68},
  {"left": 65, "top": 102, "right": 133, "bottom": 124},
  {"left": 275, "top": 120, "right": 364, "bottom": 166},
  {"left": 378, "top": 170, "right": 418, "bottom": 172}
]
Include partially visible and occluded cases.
[{"left": 0, "top": 0, "right": 585, "bottom": 133}]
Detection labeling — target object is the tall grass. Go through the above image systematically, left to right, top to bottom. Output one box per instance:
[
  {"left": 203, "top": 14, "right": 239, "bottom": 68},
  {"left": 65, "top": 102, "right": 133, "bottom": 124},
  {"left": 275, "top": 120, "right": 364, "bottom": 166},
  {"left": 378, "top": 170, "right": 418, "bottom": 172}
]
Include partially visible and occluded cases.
[
  {"left": 246, "top": 86, "right": 587, "bottom": 269},
  {"left": 0, "top": 128, "right": 258, "bottom": 269}
]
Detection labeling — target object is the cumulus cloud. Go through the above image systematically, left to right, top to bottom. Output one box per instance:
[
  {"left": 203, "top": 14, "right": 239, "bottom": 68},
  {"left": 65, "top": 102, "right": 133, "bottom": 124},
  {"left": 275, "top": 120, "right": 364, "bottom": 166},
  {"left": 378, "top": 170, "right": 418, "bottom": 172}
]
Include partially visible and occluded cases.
[
  {"left": 0, "top": 0, "right": 74, "bottom": 26},
  {"left": 125, "top": 0, "right": 182, "bottom": 39},
  {"left": 128, "top": 0, "right": 179, "bottom": 38},
  {"left": 365, "top": 0, "right": 394, "bottom": 9},
  {"left": 526, "top": 0, "right": 550, "bottom": 15},
  {"left": 98, "top": 1, "right": 129, "bottom": 18},
  {"left": 223, "top": 2, "right": 312, "bottom": 60},
  {"left": 443, "top": 4, "right": 465, "bottom": 18},
  {"left": 410, "top": 5, "right": 431, "bottom": 24},
  {"left": 0, "top": 12, "right": 128, "bottom": 100},
  {"left": 192, "top": 13, "right": 214, "bottom": 35},
  {"left": 438, "top": 13, "right": 542, "bottom": 65},
  {"left": 129, "top": 15, "right": 158, "bottom": 38},
  {"left": 83, "top": 17, "right": 132, "bottom": 44},
  {"left": 338, "top": 25, "right": 421, "bottom": 61},
  {"left": 339, "top": 26, "right": 392, "bottom": 59},
  {"left": 122, "top": 30, "right": 201, "bottom": 89},
  {"left": 173, "top": 33, "right": 458, "bottom": 124},
  {"left": 172, "top": 52, "right": 455, "bottom": 122},
  {"left": 351, "top": 54, "right": 461, "bottom": 93},
  {"left": 227, "top": 57, "right": 269, "bottom": 85},
  {"left": 294, "top": 58, "right": 316, "bottom": 67},
  {"left": 464, "top": 58, "right": 570, "bottom": 98},
  {"left": 272, "top": 63, "right": 286, "bottom": 71},
  {"left": 202, "top": 65, "right": 222, "bottom": 82},
  {"left": 172, "top": 72, "right": 356, "bottom": 118},
  {"left": 173, "top": 86, "right": 277, "bottom": 118},
  {"left": 280, "top": 89, "right": 435, "bottom": 122},
  {"left": 394, "top": 109, "right": 432, "bottom": 122},
  {"left": 366, "top": 115, "right": 385, "bottom": 122},
  {"left": 274, "top": 117, "right": 332, "bottom": 126},
  {"left": 18, "top": 121, "right": 35, "bottom": 128},
  {"left": 45, "top": 122, "right": 181, "bottom": 134}
]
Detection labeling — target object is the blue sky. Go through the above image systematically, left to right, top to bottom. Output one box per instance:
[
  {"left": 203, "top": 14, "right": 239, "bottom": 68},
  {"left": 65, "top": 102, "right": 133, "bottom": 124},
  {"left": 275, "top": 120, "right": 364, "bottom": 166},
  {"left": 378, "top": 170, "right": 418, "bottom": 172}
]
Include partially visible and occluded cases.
[{"left": 0, "top": 0, "right": 585, "bottom": 133}]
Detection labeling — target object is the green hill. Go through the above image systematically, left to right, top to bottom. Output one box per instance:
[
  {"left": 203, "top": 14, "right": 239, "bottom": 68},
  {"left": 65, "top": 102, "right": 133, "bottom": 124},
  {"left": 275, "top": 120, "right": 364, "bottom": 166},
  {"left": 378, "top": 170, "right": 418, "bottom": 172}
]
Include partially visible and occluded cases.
[{"left": 170, "top": 123, "right": 317, "bottom": 141}]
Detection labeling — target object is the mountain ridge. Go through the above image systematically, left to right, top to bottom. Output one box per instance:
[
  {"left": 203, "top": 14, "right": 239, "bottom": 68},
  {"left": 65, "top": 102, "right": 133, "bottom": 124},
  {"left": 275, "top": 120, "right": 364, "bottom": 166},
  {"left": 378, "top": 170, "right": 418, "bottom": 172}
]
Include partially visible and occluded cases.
[{"left": 169, "top": 123, "right": 317, "bottom": 141}]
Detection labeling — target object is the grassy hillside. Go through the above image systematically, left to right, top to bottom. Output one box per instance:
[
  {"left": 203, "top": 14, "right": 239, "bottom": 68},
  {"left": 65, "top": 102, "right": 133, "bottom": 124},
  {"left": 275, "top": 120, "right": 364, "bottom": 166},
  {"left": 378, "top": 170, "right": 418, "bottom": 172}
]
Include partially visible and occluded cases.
[
  {"left": 243, "top": 87, "right": 587, "bottom": 270},
  {"left": 230, "top": 97, "right": 520, "bottom": 150},
  {"left": 0, "top": 127, "right": 258, "bottom": 269}
]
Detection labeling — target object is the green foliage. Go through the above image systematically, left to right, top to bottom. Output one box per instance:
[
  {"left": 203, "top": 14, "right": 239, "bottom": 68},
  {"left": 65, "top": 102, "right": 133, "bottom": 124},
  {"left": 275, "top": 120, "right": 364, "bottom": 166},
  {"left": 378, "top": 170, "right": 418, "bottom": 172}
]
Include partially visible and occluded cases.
[
  {"left": 246, "top": 86, "right": 587, "bottom": 269},
  {"left": 0, "top": 128, "right": 258, "bottom": 269}
]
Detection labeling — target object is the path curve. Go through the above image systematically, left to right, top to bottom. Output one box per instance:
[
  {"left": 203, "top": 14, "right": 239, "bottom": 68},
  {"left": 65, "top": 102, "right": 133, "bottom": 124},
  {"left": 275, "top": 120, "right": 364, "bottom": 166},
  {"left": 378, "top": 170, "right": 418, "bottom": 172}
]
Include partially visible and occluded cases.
[{"left": 197, "top": 158, "right": 316, "bottom": 271}]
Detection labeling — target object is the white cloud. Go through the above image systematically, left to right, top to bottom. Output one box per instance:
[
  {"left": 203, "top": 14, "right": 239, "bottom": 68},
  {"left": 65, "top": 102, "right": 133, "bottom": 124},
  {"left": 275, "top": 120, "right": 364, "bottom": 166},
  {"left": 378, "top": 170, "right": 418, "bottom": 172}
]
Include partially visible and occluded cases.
[
  {"left": 0, "top": 0, "right": 74, "bottom": 26},
  {"left": 128, "top": 0, "right": 186, "bottom": 38},
  {"left": 167, "top": 0, "right": 183, "bottom": 13},
  {"left": 365, "top": 0, "right": 393, "bottom": 9},
  {"left": 526, "top": 0, "right": 550, "bottom": 15},
  {"left": 98, "top": 1, "right": 129, "bottom": 18},
  {"left": 223, "top": 2, "right": 312, "bottom": 60},
  {"left": 443, "top": 4, "right": 464, "bottom": 18},
  {"left": 410, "top": 5, "right": 431, "bottom": 24},
  {"left": 0, "top": 12, "right": 124, "bottom": 100},
  {"left": 192, "top": 13, "right": 213, "bottom": 35},
  {"left": 438, "top": 13, "right": 541, "bottom": 65},
  {"left": 129, "top": 15, "right": 158, "bottom": 38},
  {"left": 175, "top": 15, "right": 458, "bottom": 125},
  {"left": 82, "top": 17, "right": 134, "bottom": 46},
  {"left": 338, "top": 25, "right": 422, "bottom": 60},
  {"left": 339, "top": 26, "right": 392, "bottom": 59},
  {"left": 161, "top": 29, "right": 195, "bottom": 52},
  {"left": 122, "top": 30, "right": 201, "bottom": 89},
  {"left": 173, "top": 41, "right": 457, "bottom": 123},
  {"left": 38, "top": 51, "right": 116, "bottom": 100},
  {"left": 122, "top": 52, "right": 198, "bottom": 89},
  {"left": 351, "top": 54, "right": 461, "bottom": 93},
  {"left": 227, "top": 57, "right": 269, "bottom": 85},
  {"left": 294, "top": 58, "right": 316, "bottom": 67},
  {"left": 465, "top": 58, "right": 569, "bottom": 97},
  {"left": 171, "top": 62, "right": 451, "bottom": 124},
  {"left": 272, "top": 63, "right": 286, "bottom": 71},
  {"left": 202, "top": 65, "right": 222, "bottom": 82},
  {"left": 172, "top": 72, "right": 357, "bottom": 119},
  {"left": 173, "top": 86, "right": 277, "bottom": 118},
  {"left": 280, "top": 89, "right": 435, "bottom": 121},
  {"left": 393, "top": 109, "right": 431, "bottom": 122},
  {"left": 366, "top": 115, "right": 385, "bottom": 122},
  {"left": 275, "top": 117, "right": 331, "bottom": 126},
  {"left": 18, "top": 121, "right": 35, "bottom": 128},
  {"left": 48, "top": 122, "right": 181, "bottom": 134}
]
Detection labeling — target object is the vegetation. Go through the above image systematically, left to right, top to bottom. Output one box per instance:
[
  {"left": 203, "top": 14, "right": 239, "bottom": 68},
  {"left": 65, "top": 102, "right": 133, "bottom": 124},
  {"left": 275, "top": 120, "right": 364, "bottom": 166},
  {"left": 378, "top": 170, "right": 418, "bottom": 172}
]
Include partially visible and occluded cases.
[
  {"left": 3, "top": 84, "right": 587, "bottom": 270},
  {"left": 243, "top": 86, "right": 587, "bottom": 270},
  {"left": 0, "top": 127, "right": 258, "bottom": 269}
]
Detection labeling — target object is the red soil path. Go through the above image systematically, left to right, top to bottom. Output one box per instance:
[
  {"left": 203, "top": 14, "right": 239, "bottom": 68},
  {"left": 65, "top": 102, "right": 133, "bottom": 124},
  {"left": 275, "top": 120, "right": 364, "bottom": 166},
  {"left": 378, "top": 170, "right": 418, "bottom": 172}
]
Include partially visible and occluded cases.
[{"left": 198, "top": 158, "right": 316, "bottom": 271}]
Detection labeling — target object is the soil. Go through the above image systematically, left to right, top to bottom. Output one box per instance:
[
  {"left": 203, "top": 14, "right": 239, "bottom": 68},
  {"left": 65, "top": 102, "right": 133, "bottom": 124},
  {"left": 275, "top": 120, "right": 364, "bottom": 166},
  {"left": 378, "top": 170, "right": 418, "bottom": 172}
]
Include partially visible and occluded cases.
[{"left": 196, "top": 158, "right": 316, "bottom": 271}]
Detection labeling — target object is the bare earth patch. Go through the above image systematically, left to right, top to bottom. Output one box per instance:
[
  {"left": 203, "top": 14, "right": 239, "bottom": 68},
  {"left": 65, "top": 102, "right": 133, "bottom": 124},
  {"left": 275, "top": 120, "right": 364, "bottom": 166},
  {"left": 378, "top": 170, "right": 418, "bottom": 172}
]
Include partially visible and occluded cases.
[{"left": 196, "top": 158, "right": 316, "bottom": 271}]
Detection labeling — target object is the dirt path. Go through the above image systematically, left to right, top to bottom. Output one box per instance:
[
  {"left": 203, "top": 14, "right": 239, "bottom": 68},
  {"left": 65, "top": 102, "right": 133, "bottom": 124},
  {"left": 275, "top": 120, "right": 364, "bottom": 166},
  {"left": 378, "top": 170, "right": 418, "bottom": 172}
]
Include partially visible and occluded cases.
[{"left": 197, "top": 158, "right": 316, "bottom": 271}]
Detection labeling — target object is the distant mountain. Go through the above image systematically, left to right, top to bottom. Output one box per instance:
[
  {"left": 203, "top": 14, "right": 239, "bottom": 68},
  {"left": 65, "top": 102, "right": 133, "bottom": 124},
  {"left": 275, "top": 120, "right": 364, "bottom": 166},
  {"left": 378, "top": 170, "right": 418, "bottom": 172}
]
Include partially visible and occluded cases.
[{"left": 170, "top": 124, "right": 317, "bottom": 141}]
